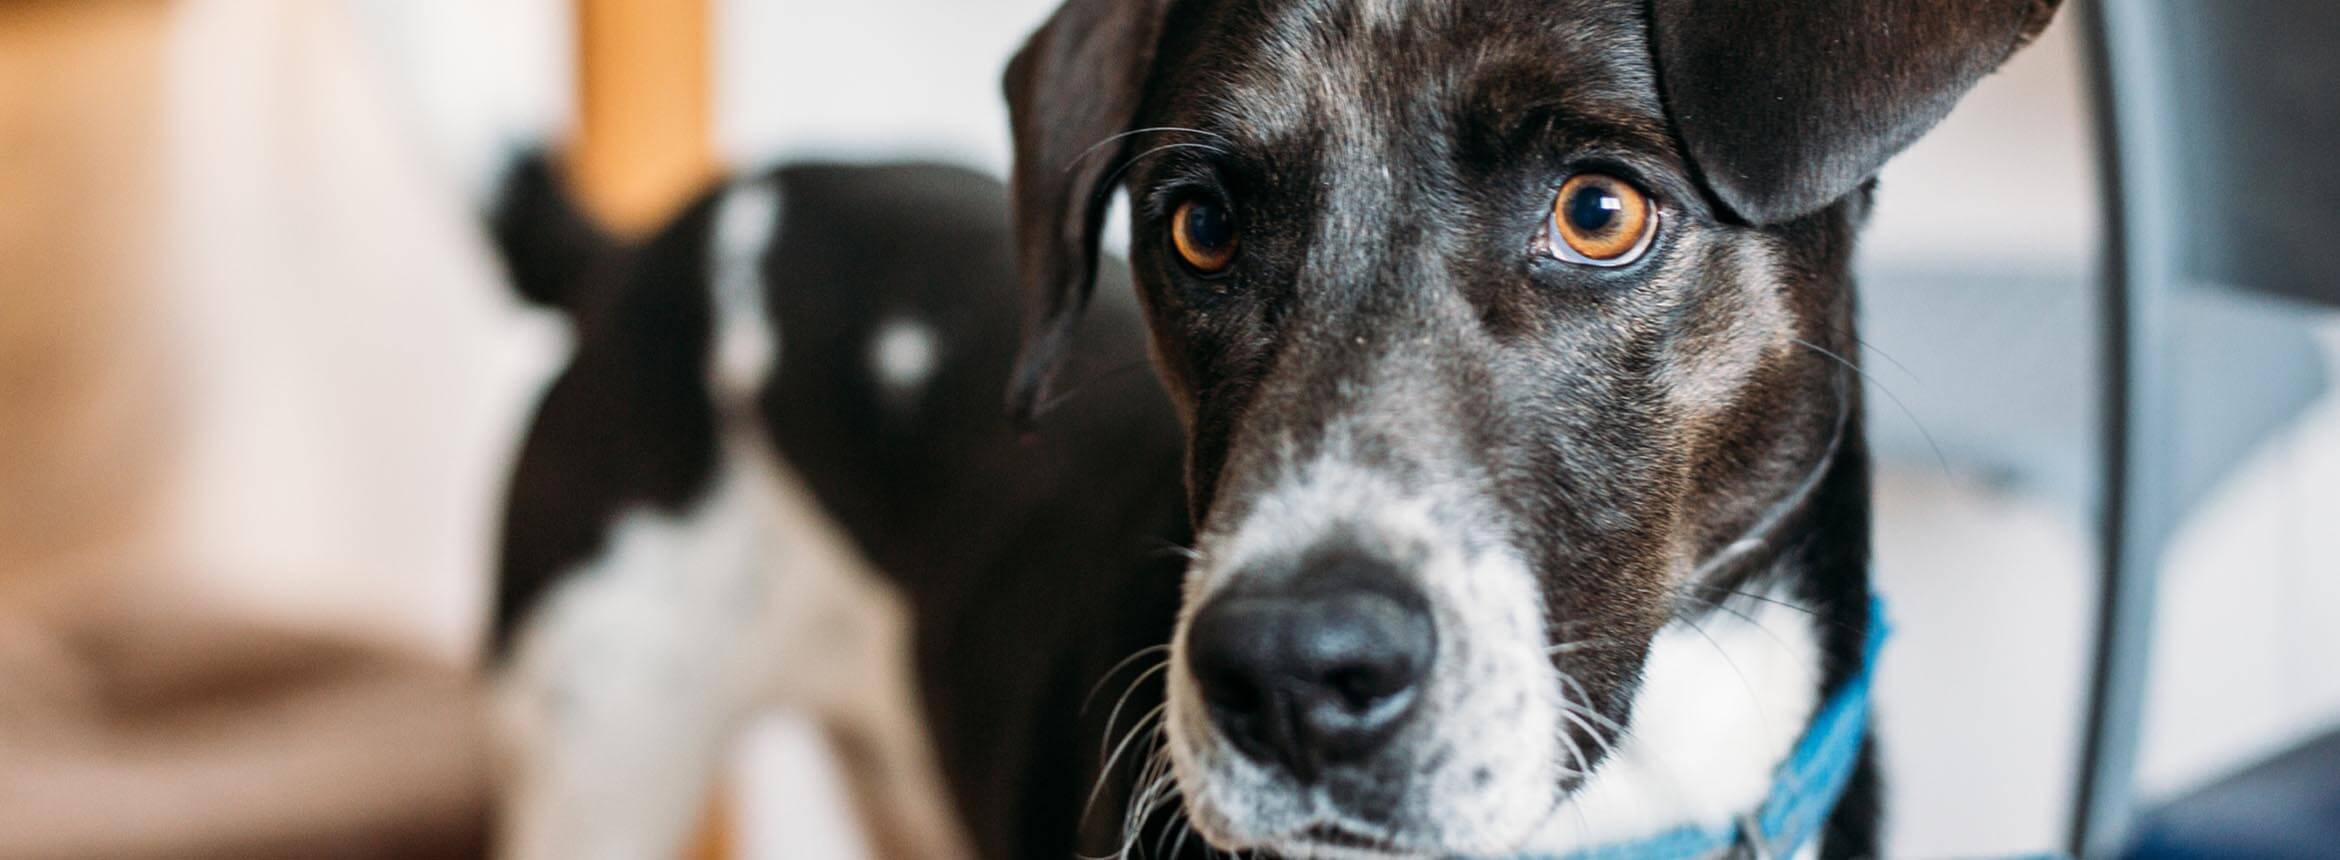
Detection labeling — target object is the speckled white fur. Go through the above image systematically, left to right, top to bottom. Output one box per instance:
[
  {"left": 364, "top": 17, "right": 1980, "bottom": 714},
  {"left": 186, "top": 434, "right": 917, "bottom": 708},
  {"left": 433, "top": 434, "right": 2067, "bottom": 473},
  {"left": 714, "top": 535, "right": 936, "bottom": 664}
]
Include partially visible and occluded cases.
[
  {"left": 1169, "top": 420, "right": 1824, "bottom": 857},
  {"left": 1167, "top": 427, "right": 1566, "bottom": 856}
]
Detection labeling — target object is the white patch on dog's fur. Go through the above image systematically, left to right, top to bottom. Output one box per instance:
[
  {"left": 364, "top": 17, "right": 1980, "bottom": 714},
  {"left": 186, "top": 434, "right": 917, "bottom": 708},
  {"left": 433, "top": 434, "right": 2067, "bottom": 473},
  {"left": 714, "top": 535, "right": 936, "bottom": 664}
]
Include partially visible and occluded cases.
[
  {"left": 710, "top": 178, "right": 783, "bottom": 404},
  {"left": 868, "top": 316, "right": 938, "bottom": 405},
  {"left": 1167, "top": 427, "right": 1564, "bottom": 855},
  {"left": 498, "top": 429, "right": 970, "bottom": 860},
  {"left": 497, "top": 436, "right": 798, "bottom": 860},
  {"left": 1519, "top": 581, "right": 1822, "bottom": 853}
]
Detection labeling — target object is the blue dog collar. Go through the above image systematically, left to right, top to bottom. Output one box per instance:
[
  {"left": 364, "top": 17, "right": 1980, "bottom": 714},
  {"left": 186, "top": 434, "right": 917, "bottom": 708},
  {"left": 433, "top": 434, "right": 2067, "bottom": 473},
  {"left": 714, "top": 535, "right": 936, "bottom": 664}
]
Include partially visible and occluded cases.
[{"left": 1519, "top": 596, "right": 1891, "bottom": 860}]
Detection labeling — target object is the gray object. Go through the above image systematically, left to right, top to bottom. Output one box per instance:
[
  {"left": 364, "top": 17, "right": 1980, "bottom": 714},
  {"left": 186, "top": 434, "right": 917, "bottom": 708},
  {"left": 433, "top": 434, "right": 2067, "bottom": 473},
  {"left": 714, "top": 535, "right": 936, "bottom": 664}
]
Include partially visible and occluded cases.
[{"left": 2078, "top": 2, "right": 2340, "bottom": 857}]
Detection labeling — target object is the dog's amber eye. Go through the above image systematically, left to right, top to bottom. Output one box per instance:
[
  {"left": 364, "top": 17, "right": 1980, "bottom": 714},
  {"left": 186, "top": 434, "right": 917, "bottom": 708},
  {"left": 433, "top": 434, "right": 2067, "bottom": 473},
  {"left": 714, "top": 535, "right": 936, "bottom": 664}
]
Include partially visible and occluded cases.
[
  {"left": 1549, "top": 173, "right": 1656, "bottom": 266},
  {"left": 1172, "top": 198, "right": 1238, "bottom": 275}
]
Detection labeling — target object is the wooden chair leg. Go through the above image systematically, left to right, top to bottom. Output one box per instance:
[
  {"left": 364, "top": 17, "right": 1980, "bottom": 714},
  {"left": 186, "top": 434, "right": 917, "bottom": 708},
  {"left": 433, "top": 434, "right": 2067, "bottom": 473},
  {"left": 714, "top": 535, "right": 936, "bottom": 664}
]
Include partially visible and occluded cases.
[{"left": 567, "top": 0, "right": 718, "bottom": 238}]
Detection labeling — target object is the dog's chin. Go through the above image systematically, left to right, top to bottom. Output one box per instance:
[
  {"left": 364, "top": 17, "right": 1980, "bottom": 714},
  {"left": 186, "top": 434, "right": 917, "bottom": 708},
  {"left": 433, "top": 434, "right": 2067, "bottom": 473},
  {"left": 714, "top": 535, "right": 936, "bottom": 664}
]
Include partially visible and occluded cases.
[
  {"left": 1167, "top": 734, "right": 1565, "bottom": 860},
  {"left": 1232, "top": 814, "right": 1555, "bottom": 860},
  {"left": 1258, "top": 824, "right": 1425, "bottom": 860}
]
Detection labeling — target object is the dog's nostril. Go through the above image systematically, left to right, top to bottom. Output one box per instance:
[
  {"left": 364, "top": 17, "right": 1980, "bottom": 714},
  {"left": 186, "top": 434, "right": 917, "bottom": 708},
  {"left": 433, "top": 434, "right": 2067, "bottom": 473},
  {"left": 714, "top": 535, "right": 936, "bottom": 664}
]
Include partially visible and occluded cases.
[
  {"left": 1183, "top": 558, "right": 1435, "bottom": 779},
  {"left": 1194, "top": 654, "right": 1263, "bottom": 714},
  {"left": 1325, "top": 666, "right": 1402, "bottom": 712}
]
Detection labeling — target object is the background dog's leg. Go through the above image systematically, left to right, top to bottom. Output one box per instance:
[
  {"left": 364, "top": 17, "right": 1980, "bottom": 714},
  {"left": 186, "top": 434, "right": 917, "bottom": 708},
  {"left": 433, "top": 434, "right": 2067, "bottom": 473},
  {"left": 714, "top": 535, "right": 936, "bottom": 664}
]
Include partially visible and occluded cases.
[
  {"left": 739, "top": 444, "right": 973, "bottom": 860},
  {"left": 494, "top": 453, "right": 792, "bottom": 860},
  {"left": 496, "top": 565, "right": 744, "bottom": 860},
  {"left": 806, "top": 580, "right": 970, "bottom": 860}
]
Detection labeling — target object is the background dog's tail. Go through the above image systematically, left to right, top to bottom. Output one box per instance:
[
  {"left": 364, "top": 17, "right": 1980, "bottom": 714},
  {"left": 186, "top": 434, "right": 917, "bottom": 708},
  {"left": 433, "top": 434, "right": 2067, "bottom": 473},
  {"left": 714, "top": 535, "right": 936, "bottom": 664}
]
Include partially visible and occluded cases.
[{"left": 489, "top": 151, "right": 620, "bottom": 311}]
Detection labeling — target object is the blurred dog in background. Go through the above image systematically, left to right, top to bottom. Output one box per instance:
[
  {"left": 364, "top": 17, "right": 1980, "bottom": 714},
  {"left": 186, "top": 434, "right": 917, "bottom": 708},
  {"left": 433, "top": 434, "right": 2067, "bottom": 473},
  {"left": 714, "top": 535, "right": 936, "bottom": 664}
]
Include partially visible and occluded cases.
[{"left": 487, "top": 157, "right": 1191, "bottom": 859}]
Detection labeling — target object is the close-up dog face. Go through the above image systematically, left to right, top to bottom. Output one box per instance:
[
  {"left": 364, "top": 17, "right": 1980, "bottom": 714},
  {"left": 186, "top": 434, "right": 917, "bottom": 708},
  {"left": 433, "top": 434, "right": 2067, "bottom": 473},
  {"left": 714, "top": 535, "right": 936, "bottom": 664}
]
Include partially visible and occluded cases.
[
  {"left": 1007, "top": 0, "right": 2057, "bottom": 855},
  {"left": 1128, "top": 3, "right": 1843, "bottom": 853}
]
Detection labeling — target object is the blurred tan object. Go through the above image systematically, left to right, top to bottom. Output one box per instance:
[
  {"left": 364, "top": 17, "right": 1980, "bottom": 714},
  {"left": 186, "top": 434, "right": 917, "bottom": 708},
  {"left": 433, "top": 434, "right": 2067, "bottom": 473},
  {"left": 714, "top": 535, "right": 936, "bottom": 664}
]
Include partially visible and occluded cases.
[
  {"left": 0, "top": 0, "right": 510, "bottom": 856},
  {"left": 0, "top": 0, "right": 175, "bottom": 585},
  {"left": 157, "top": 0, "right": 551, "bottom": 658},
  {"left": 567, "top": 0, "right": 717, "bottom": 236},
  {"left": 0, "top": 587, "right": 490, "bottom": 859}
]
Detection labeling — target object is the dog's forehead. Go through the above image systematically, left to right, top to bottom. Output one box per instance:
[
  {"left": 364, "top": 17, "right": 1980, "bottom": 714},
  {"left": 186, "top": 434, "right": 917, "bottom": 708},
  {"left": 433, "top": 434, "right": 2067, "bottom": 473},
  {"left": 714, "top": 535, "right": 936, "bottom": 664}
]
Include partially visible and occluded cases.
[{"left": 1165, "top": 0, "right": 1663, "bottom": 150}]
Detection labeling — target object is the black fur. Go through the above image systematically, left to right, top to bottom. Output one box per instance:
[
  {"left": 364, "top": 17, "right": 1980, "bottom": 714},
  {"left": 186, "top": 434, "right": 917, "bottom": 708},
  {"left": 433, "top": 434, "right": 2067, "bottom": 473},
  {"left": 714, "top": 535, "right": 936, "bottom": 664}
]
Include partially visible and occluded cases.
[
  {"left": 1649, "top": 0, "right": 2061, "bottom": 222},
  {"left": 489, "top": 156, "right": 620, "bottom": 311}
]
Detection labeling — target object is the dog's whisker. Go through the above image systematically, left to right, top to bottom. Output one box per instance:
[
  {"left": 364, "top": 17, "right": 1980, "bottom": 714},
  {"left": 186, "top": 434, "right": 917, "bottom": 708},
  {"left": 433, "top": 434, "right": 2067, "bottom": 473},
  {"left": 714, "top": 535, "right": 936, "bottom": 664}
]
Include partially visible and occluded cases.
[
  {"left": 1066, "top": 126, "right": 1234, "bottom": 175},
  {"left": 1082, "top": 141, "right": 1226, "bottom": 218},
  {"left": 1810, "top": 320, "right": 1924, "bottom": 385},
  {"left": 1852, "top": 333, "right": 1922, "bottom": 384},
  {"left": 1791, "top": 336, "right": 1953, "bottom": 480},
  {"left": 1032, "top": 358, "right": 1156, "bottom": 419},
  {"left": 1688, "top": 359, "right": 1854, "bottom": 583},
  {"left": 1151, "top": 540, "right": 1203, "bottom": 562},
  {"left": 1688, "top": 584, "right": 1867, "bottom": 639},
  {"left": 1686, "top": 585, "right": 1821, "bottom": 618},
  {"left": 1679, "top": 590, "right": 1813, "bottom": 661},
  {"left": 1678, "top": 614, "right": 1775, "bottom": 742},
  {"left": 1547, "top": 635, "right": 1632, "bottom": 656},
  {"left": 1083, "top": 645, "right": 1171, "bottom": 716},
  {"left": 1097, "top": 658, "right": 1170, "bottom": 743},
  {"left": 1092, "top": 659, "right": 1169, "bottom": 794},
  {"left": 1550, "top": 665, "right": 1618, "bottom": 849},
  {"left": 1096, "top": 668, "right": 1170, "bottom": 802},
  {"left": 1552, "top": 671, "right": 1620, "bottom": 763},
  {"left": 1553, "top": 672, "right": 1631, "bottom": 738},
  {"left": 1086, "top": 702, "right": 1169, "bottom": 826},
  {"left": 1557, "top": 703, "right": 1619, "bottom": 765},
  {"left": 1534, "top": 708, "right": 1600, "bottom": 840},
  {"left": 1555, "top": 711, "right": 1593, "bottom": 777},
  {"left": 1122, "top": 747, "right": 1173, "bottom": 834},
  {"left": 1120, "top": 752, "right": 1180, "bottom": 859},
  {"left": 1115, "top": 776, "right": 1160, "bottom": 858},
  {"left": 1145, "top": 777, "right": 1194, "bottom": 860},
  {"left": 1151, "top": 788, "right": 1184, "bottom": 860},
  {"left": 1168, "top": 817, "right": 1197, "bottom": 860}
]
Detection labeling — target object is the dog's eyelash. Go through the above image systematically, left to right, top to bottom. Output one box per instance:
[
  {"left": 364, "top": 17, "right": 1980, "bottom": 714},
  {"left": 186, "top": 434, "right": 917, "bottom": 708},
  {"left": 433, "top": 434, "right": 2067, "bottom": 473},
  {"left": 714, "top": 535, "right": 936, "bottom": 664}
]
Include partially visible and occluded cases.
[{"left": 1141, "top": 177, "right": 1227, "bottom": 224}]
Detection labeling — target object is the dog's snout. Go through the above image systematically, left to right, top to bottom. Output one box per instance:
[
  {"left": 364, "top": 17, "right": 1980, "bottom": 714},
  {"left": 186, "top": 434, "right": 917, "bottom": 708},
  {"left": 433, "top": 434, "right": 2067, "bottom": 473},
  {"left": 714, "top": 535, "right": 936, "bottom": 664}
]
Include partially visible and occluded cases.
[{"left": 1185, "top": 556, "right": 1434, "bottom": 780}]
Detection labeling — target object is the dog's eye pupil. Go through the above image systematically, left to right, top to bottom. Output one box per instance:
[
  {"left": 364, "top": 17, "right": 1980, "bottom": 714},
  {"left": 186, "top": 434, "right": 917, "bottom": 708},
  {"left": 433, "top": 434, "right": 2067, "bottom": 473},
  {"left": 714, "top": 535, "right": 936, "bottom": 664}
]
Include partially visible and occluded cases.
[
  {"left": 1565, "top": 186, "right": 1621, "bottom": 234},
  {"left": 1172, "top": 198, "right": 1239, "bottom": 274},
  {"left": 1186, "top": 202, "right": 1232, "bottom": 248}
]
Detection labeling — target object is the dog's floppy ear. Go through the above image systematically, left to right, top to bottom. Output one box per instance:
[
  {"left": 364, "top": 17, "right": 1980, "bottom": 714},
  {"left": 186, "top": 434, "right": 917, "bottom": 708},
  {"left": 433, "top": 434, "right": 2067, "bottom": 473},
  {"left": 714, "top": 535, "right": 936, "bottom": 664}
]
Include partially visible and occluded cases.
[
  {"left": 1001, "top": 0, "right": 1170, "bottom": 427},
  {"left": 1650, "top": 0, "right": 2061, "bottom": 224},
  {"left": 491, "top": 152, "right": 623, "bottom": 311}
]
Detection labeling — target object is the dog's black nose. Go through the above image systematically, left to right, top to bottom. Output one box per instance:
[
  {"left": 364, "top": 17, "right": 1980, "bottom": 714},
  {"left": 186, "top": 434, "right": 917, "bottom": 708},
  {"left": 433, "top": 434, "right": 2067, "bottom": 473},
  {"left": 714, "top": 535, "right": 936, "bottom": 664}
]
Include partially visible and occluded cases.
[{"left": 1184, "top": 558, "right": 1435, "bottom": 780}]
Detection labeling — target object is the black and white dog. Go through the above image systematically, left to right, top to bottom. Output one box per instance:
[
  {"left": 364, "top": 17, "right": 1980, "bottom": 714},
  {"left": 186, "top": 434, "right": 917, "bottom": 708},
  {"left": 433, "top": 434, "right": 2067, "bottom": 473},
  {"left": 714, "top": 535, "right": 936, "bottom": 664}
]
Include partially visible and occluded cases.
[
  {"left": 491, "top": 0, "right": 2060, "bottom": 857},
  {"left": 997, "top": 0, "right": 2062, "bottom": 856},
  {"left": 488, "top": 159, "right": 1191, "bottom": 860}
]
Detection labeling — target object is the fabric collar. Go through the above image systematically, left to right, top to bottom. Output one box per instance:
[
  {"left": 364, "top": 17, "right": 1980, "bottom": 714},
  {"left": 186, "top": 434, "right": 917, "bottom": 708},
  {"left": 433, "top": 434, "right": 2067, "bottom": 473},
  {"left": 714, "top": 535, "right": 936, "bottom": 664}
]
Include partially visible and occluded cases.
[{"left": 1517, "top": 595, "right": 1891, "bottom": 860}]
